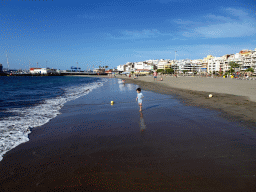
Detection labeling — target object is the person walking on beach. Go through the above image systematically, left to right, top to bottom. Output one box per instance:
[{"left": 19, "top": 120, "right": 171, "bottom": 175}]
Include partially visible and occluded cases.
[
  {"left": 153, "top": 71, "right": 157, "bottom": 81},
  {"left": 136, "top": 88, "right": 144, "bottom": 112}
]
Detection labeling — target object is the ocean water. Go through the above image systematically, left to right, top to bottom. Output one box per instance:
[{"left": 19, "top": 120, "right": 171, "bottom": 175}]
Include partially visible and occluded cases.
[{"left": 0, "top": 76, "right": 107, "bottom": 161}]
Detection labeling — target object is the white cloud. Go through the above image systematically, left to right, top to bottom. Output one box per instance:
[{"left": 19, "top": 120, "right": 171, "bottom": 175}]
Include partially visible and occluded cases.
[
  {"left": 225, "top": 7, "right": 249, "bottom": 18},
  {"left": 175, "top": 8, "right": 256, "bottom": 38},
  {"left": 77, "top": 14, "right": 111, "bottom": 20},
  {"left": 204, "top": 14, "right": 232, "bottom": 22},
  {"left": 174, "top": 19, "right": 201, "bottom": 25},
  {"left": 184, "top": 22, "right": 256, "bottom": 38},
  {"left": 108, "top": 29, "right": 172, "bottom": 39},
  {"left": 121, "top": 29, "right": 161, "bottom": 38},
  {"left": 134, "top": 43, "right": 256, "bottom": 60}
]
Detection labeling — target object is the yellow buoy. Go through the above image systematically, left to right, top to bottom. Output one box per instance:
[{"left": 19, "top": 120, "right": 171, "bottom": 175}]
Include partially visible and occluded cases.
[
  {"left": 209, "top": 94, "right": 212, "bottom": 98},
  {"left": 111, "top": 101, "right": 114, "bottom": 104}
]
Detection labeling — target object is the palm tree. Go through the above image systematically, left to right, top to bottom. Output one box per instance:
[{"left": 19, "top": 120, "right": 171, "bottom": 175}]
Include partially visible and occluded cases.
[
  {"left": 229, "top": 61, "right": 239, "bottom": 74},
  {"left": 99, "top": 65, "right": 102, "bottom": 69},
  {"left": 105, "top": 66, "right": 109, "bottom": 69}
]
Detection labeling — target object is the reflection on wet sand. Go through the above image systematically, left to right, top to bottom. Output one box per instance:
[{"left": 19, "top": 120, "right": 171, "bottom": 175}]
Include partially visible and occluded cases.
[
  {"left": 118, "top": 79, "right": 138, "bottom": 92},
  {"left": 139, "top": 112, "right": 146, "bottom": 132}
]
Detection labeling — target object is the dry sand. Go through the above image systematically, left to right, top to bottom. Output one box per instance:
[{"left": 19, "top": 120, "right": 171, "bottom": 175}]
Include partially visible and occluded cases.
[
  {"left": 118, "top": 75, "right": 256, "bottom": 128},
  {"left": 121, "top": 75, "right": 256, "bottom": 102}
]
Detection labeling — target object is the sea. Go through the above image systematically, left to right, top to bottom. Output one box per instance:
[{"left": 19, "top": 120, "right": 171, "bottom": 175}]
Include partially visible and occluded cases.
[{"left": 0, "top": 76, "right": 107, "bottom": 161}]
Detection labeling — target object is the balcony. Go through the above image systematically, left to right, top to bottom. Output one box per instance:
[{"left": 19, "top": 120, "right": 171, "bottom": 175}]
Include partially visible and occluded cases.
[{"left": 242, "top": 64, "right": 252, "bottom": 67}]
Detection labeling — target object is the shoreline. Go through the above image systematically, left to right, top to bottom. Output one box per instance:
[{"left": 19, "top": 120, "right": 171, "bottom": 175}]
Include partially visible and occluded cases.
[
  {"left": 117, "top": 75, "right": 256, "bottom": 129},
  {"left": 0, "top": 78, "right": 255, "bottom": 191}
]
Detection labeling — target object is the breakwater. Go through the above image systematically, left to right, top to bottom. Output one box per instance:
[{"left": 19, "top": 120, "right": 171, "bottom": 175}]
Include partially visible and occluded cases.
[{"left": 3, "top": 72, "right": 107, "bottom": 76}]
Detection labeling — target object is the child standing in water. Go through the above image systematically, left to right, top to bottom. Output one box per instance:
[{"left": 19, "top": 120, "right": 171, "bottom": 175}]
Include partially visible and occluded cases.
[{"left": 136, "top": 88, "right": 144, "bottom": 112}]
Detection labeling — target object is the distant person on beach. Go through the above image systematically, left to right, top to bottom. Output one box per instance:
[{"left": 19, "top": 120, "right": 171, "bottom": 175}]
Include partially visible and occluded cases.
[
  {"left": 153, "top": 71, "right": 157, "bottom": 81},
  {"left": 157, "top": 77, "right": 163, "bottom": 81},
  {"left": 136, "top": 88, "right": 144, "bottom": 112}
]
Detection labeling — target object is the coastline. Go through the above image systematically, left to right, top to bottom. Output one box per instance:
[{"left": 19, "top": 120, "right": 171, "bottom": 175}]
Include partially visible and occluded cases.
[
  {"left": 116, "top": 75, "right": 256, "bottom": 129},
  {"left": 0, "top": 78, "right": 255, "bottom": 191}
]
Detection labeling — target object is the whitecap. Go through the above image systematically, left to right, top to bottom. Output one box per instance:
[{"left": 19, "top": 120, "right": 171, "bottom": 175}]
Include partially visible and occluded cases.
[{"left": 0, "top": 78, "right": 108, "bottom": 161}]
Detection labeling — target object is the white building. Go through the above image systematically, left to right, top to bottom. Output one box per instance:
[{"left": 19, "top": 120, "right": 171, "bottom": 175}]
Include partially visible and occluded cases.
[
  {"left": 237, "top": 49, "right": 256, "bottom": 70},
  {"left": 251, "top": 50, "right": 256, "bottom": 70},
  {"left": 241, "top": 51, "right": 255, "bottom": 70},
  {"left": 225, "top": 53, "right": 243, "bottom": 71},
  {"left": 207, "top": 57, "right": 225, "bottom": 73},
  {"left": 145, "top": 59, "right": 159, "bottom": 65},
  {"left": 157, "top": 59, "right": 171, "bottom": 70},
  {"left": 175, "top": 59, "right": 191, "bottom": 71},
  {"left": 117, "top": 61, "right": 155, "bottom": 72},
  {"left": 117, "top": 62, "right": 134, "bottom": 72},
  {"left": 124, "top": 62, "right": 134, "bottom": 72},
  {"left": 134, "top": 62, "right": 154, "bottom": 70},
  {"left": 117, "top": 65, "right": 125, "bottom": 72},
  {"left": 29, "top": 68, "right": 59, "bottom": 74},
  {"left": 30, "top": 68, "right": 48, "bottom": 74}
]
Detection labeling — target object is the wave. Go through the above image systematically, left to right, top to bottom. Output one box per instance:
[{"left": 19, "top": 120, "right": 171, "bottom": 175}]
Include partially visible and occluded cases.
[{"left": 0, "top": 78, "right": 108, "bottom": 161}]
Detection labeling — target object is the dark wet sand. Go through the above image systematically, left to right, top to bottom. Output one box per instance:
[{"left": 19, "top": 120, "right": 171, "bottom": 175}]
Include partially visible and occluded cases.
[
  {"left": 120, "top": 76, "right": 256, "bottom": 129},
  {"left": 0, "top": 78, "right": 255, "bottom": 192}
]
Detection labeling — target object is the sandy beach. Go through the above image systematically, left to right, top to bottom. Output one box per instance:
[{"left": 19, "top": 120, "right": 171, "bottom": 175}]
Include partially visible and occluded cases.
[
  {"left": 119, "top": 75, "right": 256, "bottom": 128},
  {"left": 0, "top": 78, "right": 255, "bottom": 192}
]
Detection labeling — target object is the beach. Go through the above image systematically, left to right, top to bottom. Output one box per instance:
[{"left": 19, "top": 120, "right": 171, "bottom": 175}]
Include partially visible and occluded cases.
[
  {"left": 119, "top": 75, "right": 256, "bottom": 129},
  {"left": 0, "top": 77, "right": 256, "bottom": 192}
]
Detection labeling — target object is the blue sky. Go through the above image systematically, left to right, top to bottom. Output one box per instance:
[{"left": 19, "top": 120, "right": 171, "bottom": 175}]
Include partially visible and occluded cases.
[{"left": 0, "top": 0, "right": 256, "bottom": 70}]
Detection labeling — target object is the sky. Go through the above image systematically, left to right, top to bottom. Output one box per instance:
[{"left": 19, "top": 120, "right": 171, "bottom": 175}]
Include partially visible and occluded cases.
[{"left": 0, "top": 0, "right": 256, "bottom": 70}]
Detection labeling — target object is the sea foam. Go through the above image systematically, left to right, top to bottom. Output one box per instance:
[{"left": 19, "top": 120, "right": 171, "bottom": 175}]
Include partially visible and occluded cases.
[{"left": 0, "top": 78, "right": 108, "bottom": 161}]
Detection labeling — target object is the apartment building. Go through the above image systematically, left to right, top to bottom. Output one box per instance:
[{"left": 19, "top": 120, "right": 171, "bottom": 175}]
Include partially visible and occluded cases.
[
  {"left": 117, "top": 48, "right": 256, "bottom": 74},
  {"left": 238, "top": 49, "right": 256, "bottom": 70},
  {"left": 251, "top": 50, "right": 256, "bottom": 70},
  {"left": 225, "top": 53, "right": 243, "bottom": 72},
  {"left": 207, "top": 57, "right": 225, "bottom": 73},
  {"left": 145, "top": 59, "right": 159, "bottom": 65},
  {"left": 156, "top": 59, "right": 170, "bottom": 70},
  {"left": 175, "top": 59, "right": 189, "bottom": 71},
  {"left": 134, "top": 61, "right": 154, "bottom": 70},
  {"left": 124, "top": 62, "right": 134, "bottom": 72},
  {"left": 117, "top": 65, "right": 125, "bottom": 72}
]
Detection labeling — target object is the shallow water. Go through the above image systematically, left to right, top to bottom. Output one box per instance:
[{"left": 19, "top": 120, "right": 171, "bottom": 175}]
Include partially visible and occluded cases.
[
  {"left": 0, "top": 76, "right": 107, "bottom": 161},
  {"left": 0, "top": 78, "right": 255, "bottom": 191}
]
